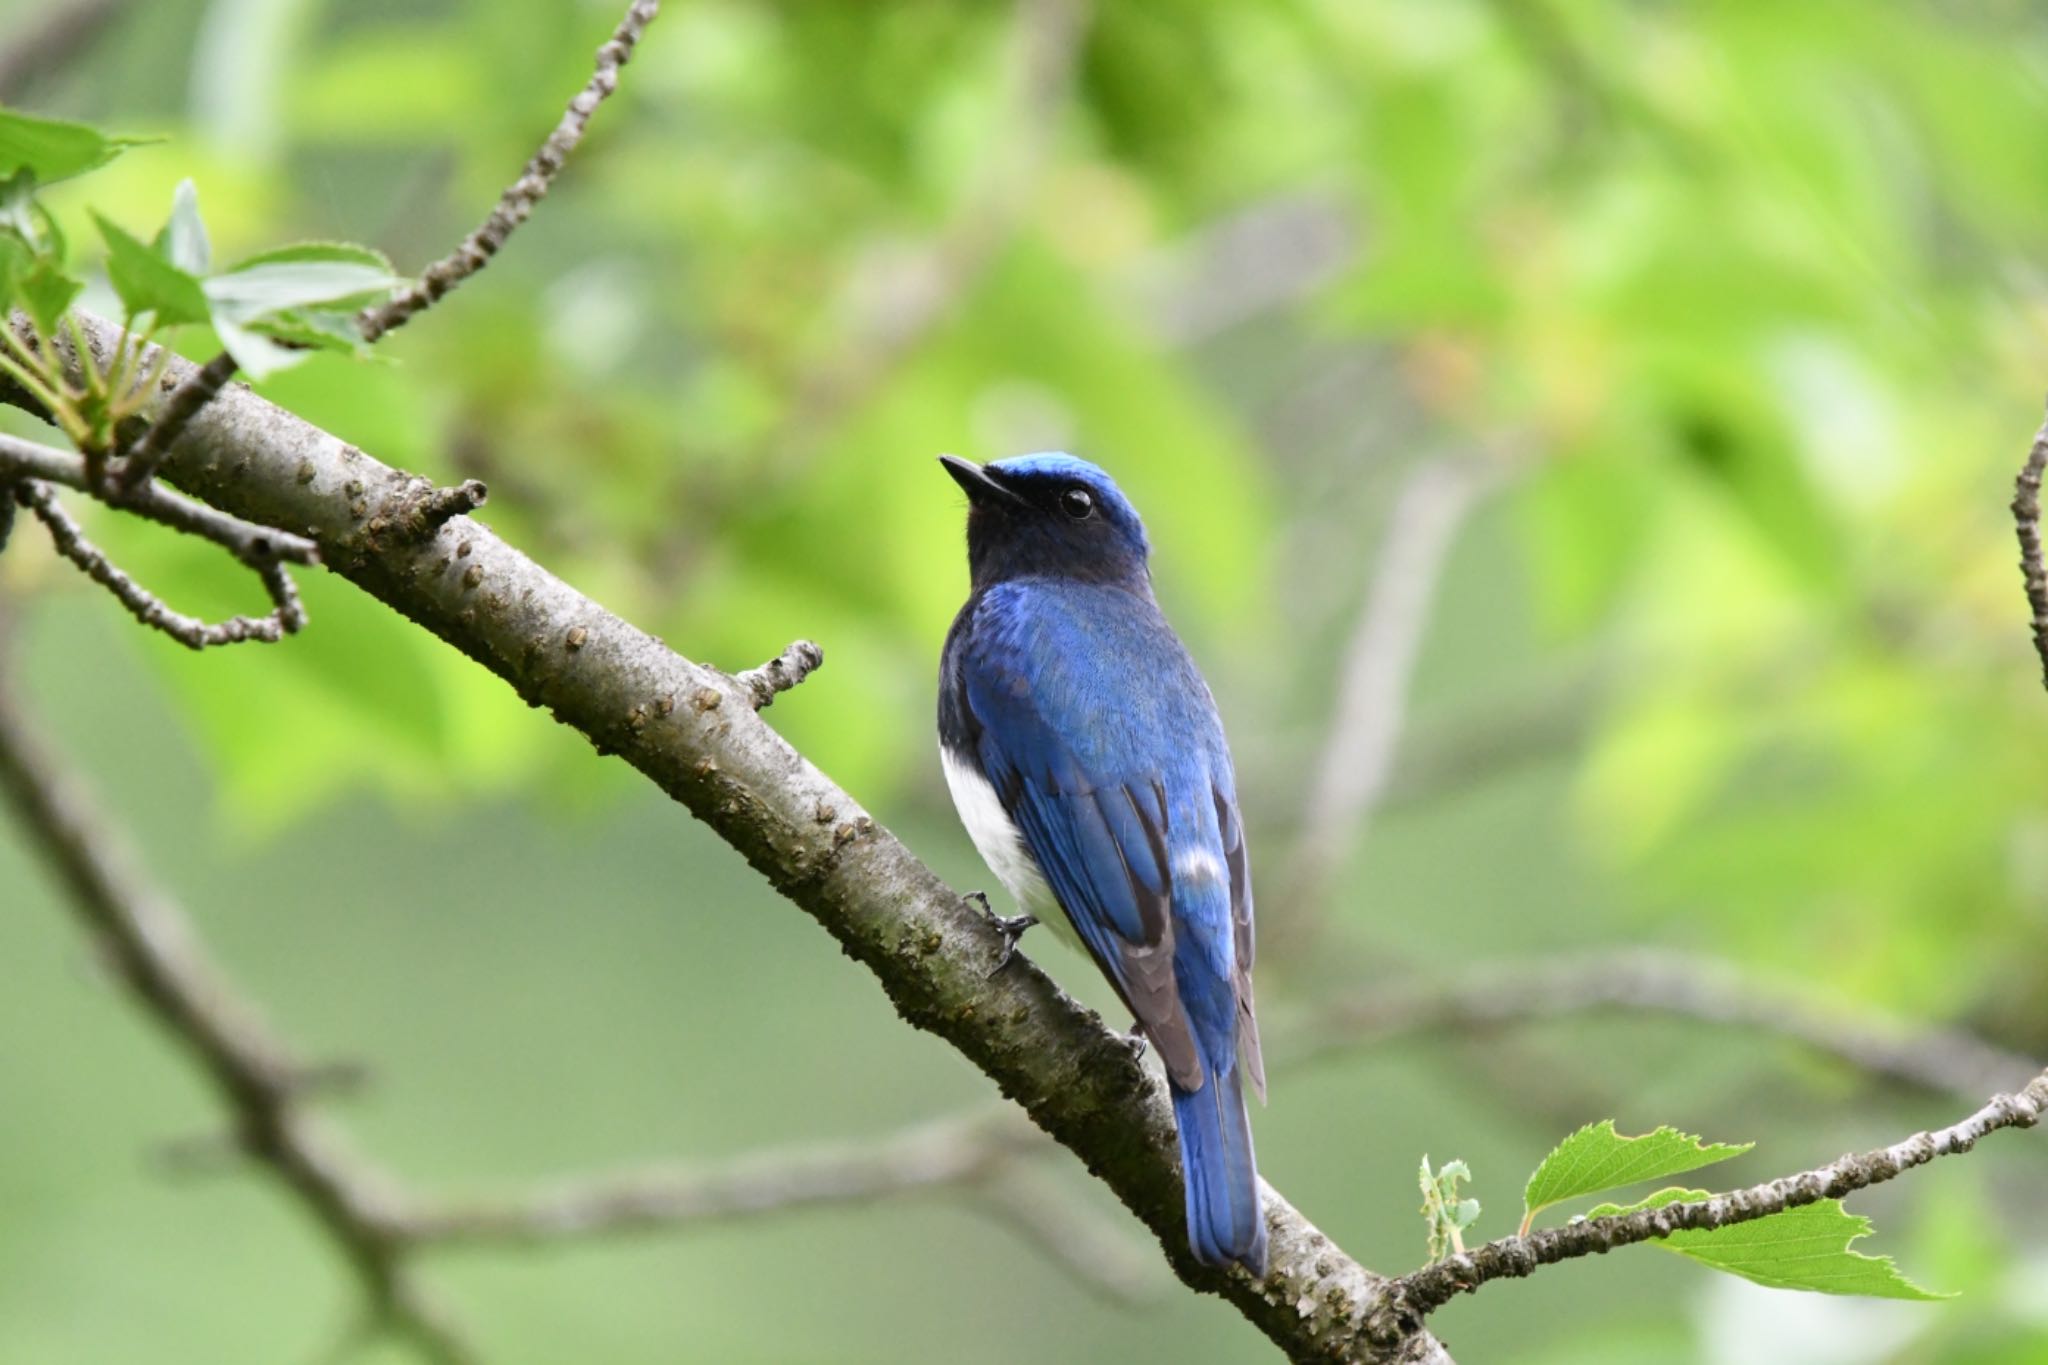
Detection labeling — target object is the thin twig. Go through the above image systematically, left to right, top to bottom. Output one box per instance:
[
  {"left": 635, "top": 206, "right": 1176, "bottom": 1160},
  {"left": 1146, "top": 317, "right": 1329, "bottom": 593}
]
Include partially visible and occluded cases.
[
  {"left": 356, "top": 0, "right": 662, "bottom": 344},
  {"left": 114, "top": 351, "right": 241, "bottom": 493},
  {"left": 2012, "top": 402, "right": 2048, "bottom": 691},
  {"left": 0, "top": 408, "right": 318, "bottom": 567},
  {"left": 1282, "top": 458, "right": 1496, "bottom": 917},
  {"left": 15, "top": 482, "right": 306, "bottom": 649},
  {"left": 733, "top": 639, "right": 824, "bottom": 710},
  {"left": 1285, "top": 949, "right": 2039, "bottom": 1105},
  {"left": 1364, "top": 1067, "right": 2048, "bottom": 1344}
]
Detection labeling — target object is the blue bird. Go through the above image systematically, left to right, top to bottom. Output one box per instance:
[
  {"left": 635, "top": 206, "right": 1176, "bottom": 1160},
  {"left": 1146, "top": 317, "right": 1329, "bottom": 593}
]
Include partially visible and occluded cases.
[{"left": 936, "top": 452, "right": 1268, "bottom": 1276}]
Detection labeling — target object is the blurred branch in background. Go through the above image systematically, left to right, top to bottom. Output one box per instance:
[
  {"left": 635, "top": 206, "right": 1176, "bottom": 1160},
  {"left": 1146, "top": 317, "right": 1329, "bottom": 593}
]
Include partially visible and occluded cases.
[
  {"left": 0, "top": 0, "right": 133, "bottom": 105},
  {"left": 1279, "top": 456, "right": 1503, "bottom": 927},
  {"left": 0, "top": 633, "right": 474, "bottom": 1365},
  {"left": 1282, "top": 949, "right": 2040, "bottom": 1105},
  {"left": 401, "top": 1108, "right": 1161, "bottom": 1308}
]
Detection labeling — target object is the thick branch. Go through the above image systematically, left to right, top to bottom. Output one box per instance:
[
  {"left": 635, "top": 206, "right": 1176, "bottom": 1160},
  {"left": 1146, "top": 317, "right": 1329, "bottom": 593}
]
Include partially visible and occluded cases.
[
  {"left": 31, "top": 308, "right": 1453, "bottom": 1364},
  {"left": 1366, "top": 1067, "right": 2048, "bottom": 1344}
]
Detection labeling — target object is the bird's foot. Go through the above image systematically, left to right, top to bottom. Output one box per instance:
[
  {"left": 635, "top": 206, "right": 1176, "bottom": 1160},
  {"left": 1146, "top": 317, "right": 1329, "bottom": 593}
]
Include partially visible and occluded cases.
[
  {"left": 983, "top": 909, "right": 1038, "bottom": 976},
  {"left": 1124, "top": 1018, "right": 1149, "bottom": 1061}
]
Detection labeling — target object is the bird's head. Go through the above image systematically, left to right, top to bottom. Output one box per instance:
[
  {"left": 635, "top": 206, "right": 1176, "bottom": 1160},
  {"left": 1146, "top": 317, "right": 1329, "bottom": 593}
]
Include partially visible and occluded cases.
[{"left": 940, "top": 452, "right": 1151, "bottom": 590}]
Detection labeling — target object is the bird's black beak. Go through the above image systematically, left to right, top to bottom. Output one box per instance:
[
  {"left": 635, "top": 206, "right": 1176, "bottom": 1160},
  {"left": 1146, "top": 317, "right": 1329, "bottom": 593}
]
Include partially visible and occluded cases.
[{"left": 939, "top": 454, "right": 1026, "bottom": 509}]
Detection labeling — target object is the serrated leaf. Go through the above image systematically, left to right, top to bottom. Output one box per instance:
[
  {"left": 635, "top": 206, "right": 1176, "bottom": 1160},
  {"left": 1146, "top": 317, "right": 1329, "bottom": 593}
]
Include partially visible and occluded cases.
[
  {"left": 0, "top": 107, "right": 153, "bottom": 184},
  {"left": 153, "top": 179, "right": 211, "bottom": 276},
  {"left": 94, "top": 211, "right": 209, "bottom": 326},
  {"left": 228, "top": 240, "right": 394, "bottom": 275},
  {"left": 15, "top": 255, "right": 82, "bottom": 336},
  {"left": 204, "top": 258, "right": 401, "bottom": 317},
  {"left": 245, "top": 308, "right": 367, "bottom": 354},
  {"left": 1524, "top": 1122, "right": 1753, "bottom": 1227},
  {"left": 1585, "top": 1187, "right": 1949, "bottom": 1301}
]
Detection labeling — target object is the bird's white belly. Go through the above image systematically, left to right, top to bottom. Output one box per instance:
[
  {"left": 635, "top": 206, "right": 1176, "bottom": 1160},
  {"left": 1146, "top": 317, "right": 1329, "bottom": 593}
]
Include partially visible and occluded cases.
[{"left": 939, "top": 746, "right": 1082, "bottom": 951}]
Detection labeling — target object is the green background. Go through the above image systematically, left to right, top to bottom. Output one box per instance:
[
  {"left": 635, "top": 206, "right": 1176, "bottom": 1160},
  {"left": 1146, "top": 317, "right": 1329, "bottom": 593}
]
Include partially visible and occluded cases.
[{"left": 4, "top": 0, "right": 2048, "bottom": 1361}]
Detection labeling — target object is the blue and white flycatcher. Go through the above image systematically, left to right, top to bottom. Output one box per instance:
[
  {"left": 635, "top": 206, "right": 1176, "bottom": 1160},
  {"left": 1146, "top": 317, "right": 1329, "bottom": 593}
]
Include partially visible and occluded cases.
[{"left": 937, "top": 452, "right": 1268, "bottom": 1276}]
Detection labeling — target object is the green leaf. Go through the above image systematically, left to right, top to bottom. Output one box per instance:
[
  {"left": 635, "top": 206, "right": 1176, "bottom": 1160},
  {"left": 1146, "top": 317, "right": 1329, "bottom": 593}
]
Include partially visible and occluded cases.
[
  {"left": 0, "top": 107, "right": 152, "bottom": 184},
  {"left": 153, "top": 179, "right": 211, "bottom": 276},
  {"left": 93, "top": 211, "right": 209, "bottom": 326},
  {"left": 227, "top": 240, "right": 395, "bottom": 275},
  {"left": 15, "top": 255, "right": 82, "bottom": 336},
  {"left": 204, "top": 257, "right": 400, "bottom": 317},
  {"left": 209, "top": 314, "right": 305, "bottom": 380},
  {"left": 1523, "top": 1122, "right": 1753, "bottom": 1228},
  {"left": 1585, "top": 1187, "right": 1950, "bottom": 1301}
]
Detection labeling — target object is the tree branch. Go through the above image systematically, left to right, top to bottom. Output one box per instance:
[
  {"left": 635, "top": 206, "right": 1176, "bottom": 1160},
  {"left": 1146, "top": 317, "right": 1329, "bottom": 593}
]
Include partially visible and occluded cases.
[
  {"left": 356, "top": 0, "right": 662, "bottom": 344},
  {"left": 24, "top": 308, "right": 1455, "bottom": 1364},
  {"left": 114, "top": 350, "right": 241, "bottom": 493},
  {"left": 2012, "top": 402, "right": 2048, "bottom": 690},
  {"left": 0, "top": 430, "right": 317, "bottom": 565},
  {"left": 1280, "top": 458, "right": 1495, "bottom": 919},
  {"left": 13, "top": 480, "right": 307, "bottom": 649},
  {"left": 732, "top": 638, "right": 824, "bottom": 710},
  {"left": 0, "top": 659, "right": 473, "bottom": 1364},
  {"left": 1285, "top": 949, "right": 2038, "bottom": 1105},
  {"left": 1364, "top": 1066, "right": 2048, "bottom": 1345},
  {"left": 401, "top": 1110, "right": 1037, "bottom": 1247}
]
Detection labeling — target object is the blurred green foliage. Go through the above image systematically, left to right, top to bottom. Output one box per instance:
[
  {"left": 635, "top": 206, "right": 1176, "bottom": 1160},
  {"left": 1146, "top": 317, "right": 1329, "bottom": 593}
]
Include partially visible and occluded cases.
[{"left": 5, "top": 0, "right": 2048, "bottom": 1362}]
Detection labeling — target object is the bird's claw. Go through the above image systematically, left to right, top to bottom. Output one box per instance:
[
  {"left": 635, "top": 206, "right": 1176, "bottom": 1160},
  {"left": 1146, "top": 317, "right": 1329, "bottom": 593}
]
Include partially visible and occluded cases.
[
  {"left": 983, "top": 908, "right": 1038, "bottom": 976},
  {"left": 1125, "top": 1018, "right": 1149, "bottom": 1061}
]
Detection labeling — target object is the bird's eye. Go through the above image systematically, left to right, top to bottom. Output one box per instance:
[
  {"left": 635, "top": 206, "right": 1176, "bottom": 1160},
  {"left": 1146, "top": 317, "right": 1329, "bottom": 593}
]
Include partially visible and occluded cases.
[{"left": 1060, "top": 486, "right": 1095, "bottom": 520}]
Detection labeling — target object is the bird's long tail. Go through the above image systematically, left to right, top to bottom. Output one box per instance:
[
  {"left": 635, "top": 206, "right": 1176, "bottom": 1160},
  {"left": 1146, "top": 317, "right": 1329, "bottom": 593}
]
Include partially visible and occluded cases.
[{"left": 1171, "top": 1062, "right": 1268, "bottom": 1276}]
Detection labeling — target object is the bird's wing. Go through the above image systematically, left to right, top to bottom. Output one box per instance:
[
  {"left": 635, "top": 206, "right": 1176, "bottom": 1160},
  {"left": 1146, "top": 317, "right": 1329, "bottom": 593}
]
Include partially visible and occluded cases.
[
  {"left": 952, "top": 603, "right": 1244, "bottom": 1095},
  {"left": 1213, "top": 772, "right": 1265, "bottom": 1103}
]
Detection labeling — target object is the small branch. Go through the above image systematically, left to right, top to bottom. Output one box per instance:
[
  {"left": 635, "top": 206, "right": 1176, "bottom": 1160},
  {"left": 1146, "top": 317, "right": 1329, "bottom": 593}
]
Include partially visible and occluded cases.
[
  {"left": 356, "top": 0, "right": 662, "bottom": 344},
  {"left": 113, "top": 351, "right": 241, "bottom": 494},
  {"left": 2012, "top": 403, "right": 2048, "bottom": 690},
  {"left": 0, "top": 416, "right": 318, "bottom": 568},
  {"left": 1281, "top": 458, "right": 1496, "bottom": 917},
  {"left": 397, "top": 478, "right": 489, "bottom": 540},
  {"left": 14, "top": 482, "right": 306, "bottom": 649},
  {"left": 733, "top": 639, "right": 824, "bottom": 710},
  {"left": 0, "top": 666, "right": 473, "bottom": 1365},
  {"left": 1286, "top": 949, "right": 2039, "bottom": 1105},
  {"left": 1365, "top": 1067, "right": 2048, "bottom": 1344},
  {"left": 402, "top": 1112, "right": 1027, "bottom": 1245}
]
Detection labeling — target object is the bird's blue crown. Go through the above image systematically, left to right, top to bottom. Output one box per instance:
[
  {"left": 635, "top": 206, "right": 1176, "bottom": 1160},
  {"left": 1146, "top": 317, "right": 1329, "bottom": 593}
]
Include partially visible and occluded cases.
[{"left": 943, "top": 451, "right": 1151, "bottom": 589}]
